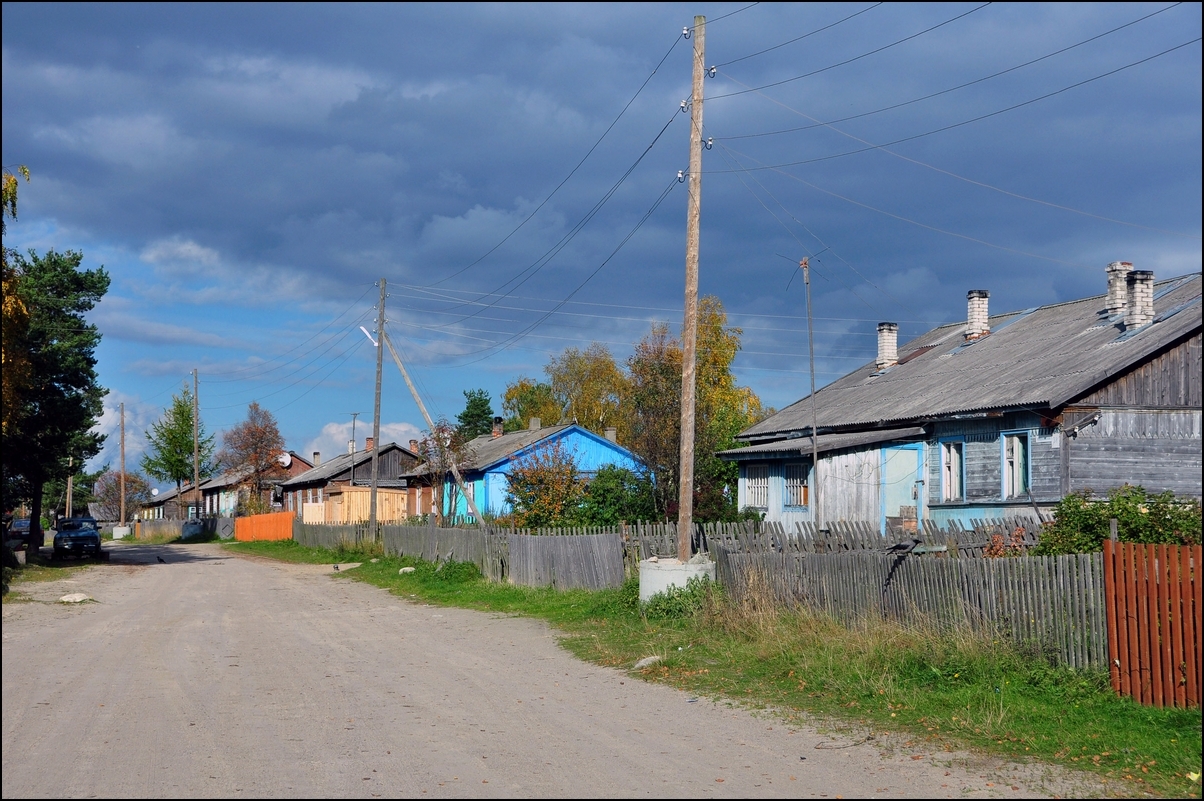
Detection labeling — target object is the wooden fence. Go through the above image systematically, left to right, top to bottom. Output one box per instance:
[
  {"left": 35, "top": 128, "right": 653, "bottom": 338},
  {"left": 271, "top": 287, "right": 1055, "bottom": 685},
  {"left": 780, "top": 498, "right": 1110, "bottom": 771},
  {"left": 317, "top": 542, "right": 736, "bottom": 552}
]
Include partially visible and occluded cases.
[
  {"left": 234, "top": 511, "right": 294, "bottom": 541},
  {"left": 508, "top": 532, "right": 625, "bottom": 590},
  {"left": 1104, "top": 540, "right": 1201, "bottom": 709},
  {"left": 715, "top": 548, "right": 1107, "bottom": 670}
]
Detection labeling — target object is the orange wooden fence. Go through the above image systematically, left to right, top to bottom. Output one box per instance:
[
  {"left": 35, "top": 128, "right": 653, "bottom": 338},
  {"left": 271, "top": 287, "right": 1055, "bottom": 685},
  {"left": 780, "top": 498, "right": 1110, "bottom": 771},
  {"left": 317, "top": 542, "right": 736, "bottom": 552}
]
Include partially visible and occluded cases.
[
  {"left": 233, "top": 512, "right": 294, "bottom": 542},
  {"left": 1103, "top": 540, "right": 1201, "bottom": 708}
]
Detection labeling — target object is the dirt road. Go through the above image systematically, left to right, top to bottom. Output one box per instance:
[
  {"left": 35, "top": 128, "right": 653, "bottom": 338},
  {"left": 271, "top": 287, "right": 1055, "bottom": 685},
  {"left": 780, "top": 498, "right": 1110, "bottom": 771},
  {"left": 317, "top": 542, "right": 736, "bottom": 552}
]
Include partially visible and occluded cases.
[{"left": 2, "top": 542, "right": 1087, "bottom": 798}]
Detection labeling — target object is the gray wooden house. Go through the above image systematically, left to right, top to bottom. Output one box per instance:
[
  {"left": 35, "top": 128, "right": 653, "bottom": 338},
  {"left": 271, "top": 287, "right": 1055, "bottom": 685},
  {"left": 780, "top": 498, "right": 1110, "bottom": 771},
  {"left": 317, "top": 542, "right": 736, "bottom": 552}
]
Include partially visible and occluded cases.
[
  {"left": 720, "top": 266, "right": 1201, "bottom": 532},
  {"left": 279, "top": 439, "right": 419, "bottom": 518}
]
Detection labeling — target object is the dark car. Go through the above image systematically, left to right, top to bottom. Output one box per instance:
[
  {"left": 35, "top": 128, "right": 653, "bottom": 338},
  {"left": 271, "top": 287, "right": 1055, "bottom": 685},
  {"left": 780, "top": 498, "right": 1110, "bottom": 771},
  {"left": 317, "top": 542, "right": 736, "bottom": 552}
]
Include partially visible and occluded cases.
[
  {"left": 53, "top": 517, "right": 102, "bottom": 559},
  {"left": 7, "top": 518, "right": 39, "bottom": 551}
]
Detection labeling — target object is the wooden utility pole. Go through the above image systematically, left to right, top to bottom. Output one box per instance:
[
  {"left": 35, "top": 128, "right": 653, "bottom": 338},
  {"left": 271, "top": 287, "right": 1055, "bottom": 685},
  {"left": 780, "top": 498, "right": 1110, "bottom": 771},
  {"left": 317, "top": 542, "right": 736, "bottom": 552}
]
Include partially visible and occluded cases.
[
  {"left": 677, "top": 14, "right": 705, "bottom": 562},
  {"left": 802, "top": 259, "right": 821, "bottom": 530},
  {"left": 369, "top": 279, "right": 386, "bottom": 538},
  {"left": 381, "top": 331, "right": 484, "bottom": 523},
  {"left": 193, "top": 369, "right": 200, "bottom": 519},
  {"left": 120, "top": 402, "right": 126, "bottom": 526},
  {"left": 66, "top": 457, "right": 74, "bottom": 518}
]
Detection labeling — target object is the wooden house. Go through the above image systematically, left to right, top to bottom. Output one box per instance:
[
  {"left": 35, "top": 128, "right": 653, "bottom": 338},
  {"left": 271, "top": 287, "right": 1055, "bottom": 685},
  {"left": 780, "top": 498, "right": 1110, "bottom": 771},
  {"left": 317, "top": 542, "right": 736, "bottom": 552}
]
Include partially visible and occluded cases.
[
  {"left": 720, "top": 267, "right": 1201, "bottom": 532},
  {"left": 404, "top": 419, "right": 641, "bottom": 521},
  {"left": 279, "top": 439, "right": 419, "bottom": 524},
  {"left": 199, "top": 451, "right": 314, "bottom": 517}
]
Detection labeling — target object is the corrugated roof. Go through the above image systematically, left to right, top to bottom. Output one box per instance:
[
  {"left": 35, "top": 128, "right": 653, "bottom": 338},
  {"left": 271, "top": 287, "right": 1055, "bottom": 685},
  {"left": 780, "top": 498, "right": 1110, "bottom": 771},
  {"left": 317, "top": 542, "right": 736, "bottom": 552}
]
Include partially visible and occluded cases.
[
  {"left": 741, "top": 274, "right": 1201, "bottom": 440},
  {"left": 402, "top": 425, "right": 576, "bottom": 477},
  {"left": 719, "top": 427, "right": 926, "bottom": 460},
  {"left": 280, "top": 442, "right": 412, "bottom": 488}
]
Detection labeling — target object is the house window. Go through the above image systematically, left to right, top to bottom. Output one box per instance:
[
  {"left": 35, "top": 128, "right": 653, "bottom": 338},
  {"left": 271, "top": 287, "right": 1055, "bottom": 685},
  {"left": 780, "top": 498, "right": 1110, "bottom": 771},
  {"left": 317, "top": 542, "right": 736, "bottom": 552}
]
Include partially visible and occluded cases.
[
  {"left": 1003, "top": 433, "right": 1029, "bottom": 498},
  {"left": 941, "top": 441, "right": 964, "bottom": 501},
  {"left": 745, "top": 464, "right": 769, "bottom": 508},
  {"left": 784, "top": 464, "right": 809, "bottom": 507}
]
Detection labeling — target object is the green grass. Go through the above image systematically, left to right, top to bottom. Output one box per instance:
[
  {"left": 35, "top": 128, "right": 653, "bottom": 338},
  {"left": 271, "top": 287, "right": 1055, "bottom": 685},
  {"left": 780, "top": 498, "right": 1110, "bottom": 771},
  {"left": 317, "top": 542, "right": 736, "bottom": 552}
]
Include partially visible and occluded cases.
[
  {"left": 227, "top": 541, "right": 1203, "bottom": 798},
  {"left": 2, "top": 553, "right": 95, "bottom": 601}
]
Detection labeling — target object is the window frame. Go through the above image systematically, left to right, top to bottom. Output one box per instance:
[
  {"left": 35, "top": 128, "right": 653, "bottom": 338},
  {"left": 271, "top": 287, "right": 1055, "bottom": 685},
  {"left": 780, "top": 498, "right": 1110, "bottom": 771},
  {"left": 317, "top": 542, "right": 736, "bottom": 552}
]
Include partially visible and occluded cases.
[
  {"left": 1000, "top": 430, "right": 1031, "bottom": 499},
  {"left": 939, "top": 438, "right": 965, "bottom": 502},
  {"left": 783, "top": 462, "right": 809, "bottom": 508},
  {"left": 744, "top": 463, "right": 769, "bottom": 509}
]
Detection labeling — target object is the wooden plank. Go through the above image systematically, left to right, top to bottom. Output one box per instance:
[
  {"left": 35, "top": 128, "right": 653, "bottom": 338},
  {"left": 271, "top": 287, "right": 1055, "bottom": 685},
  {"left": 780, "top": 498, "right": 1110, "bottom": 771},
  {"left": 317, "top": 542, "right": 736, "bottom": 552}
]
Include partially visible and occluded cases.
[
  {"left": 1158, "top": 544, "right": 1174, "bottom": 708},
  {"left": 1135, "top": 545, "right": 1153, "bottom": 705},
  {"left": 1188, "top": 546, "right": 1202, "bottom": 708},
  {"left": 1168, "top": 547, "right": 1186, "bottom": 708}
]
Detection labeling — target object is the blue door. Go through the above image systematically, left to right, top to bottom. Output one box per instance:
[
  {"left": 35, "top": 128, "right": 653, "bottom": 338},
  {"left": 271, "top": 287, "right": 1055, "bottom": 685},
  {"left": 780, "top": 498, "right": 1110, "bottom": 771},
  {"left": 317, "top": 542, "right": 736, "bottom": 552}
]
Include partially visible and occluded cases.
[{"left": 881, "top": 444, "right": 924, "bottom": 534}]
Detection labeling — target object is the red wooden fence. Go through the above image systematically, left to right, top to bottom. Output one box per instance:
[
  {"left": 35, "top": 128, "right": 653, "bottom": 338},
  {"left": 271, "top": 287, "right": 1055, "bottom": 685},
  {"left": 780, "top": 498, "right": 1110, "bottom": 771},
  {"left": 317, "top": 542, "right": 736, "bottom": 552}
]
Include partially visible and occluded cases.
[
  {"left": 234, "top": 512, "right": 294, "bottom": 542},
  {"left": 1103, "top": 540, "right": 1200, "bottom": 708}
]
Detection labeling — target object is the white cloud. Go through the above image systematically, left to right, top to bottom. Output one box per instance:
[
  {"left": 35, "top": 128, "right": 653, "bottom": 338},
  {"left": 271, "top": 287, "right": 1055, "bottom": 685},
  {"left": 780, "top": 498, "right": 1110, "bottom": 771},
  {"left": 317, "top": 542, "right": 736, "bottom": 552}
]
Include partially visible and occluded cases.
[
  {"left": 86, "top": 391, "right": 164, "bottom": 474},
  {"left": 304, "top": 420, "right": 423, "bottom": 464}
]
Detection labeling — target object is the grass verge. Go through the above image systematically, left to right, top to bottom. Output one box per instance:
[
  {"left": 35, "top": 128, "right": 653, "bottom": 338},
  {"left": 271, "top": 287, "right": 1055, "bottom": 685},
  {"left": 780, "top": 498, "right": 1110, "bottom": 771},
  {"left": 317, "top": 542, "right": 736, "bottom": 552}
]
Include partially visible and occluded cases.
[
  {"left": 224, "top": 541, "right": 1202, "bottom": 798},
  {"left": 2, "top": 552, "right": 95, "bottom": 601}
]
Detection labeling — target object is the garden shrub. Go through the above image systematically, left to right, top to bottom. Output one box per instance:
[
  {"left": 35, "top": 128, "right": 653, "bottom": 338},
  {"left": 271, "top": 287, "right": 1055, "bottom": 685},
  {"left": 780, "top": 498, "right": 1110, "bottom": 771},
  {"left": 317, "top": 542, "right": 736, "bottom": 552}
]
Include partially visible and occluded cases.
[{"left": 1035, "top": 485, "right": 1201, "bottom": 555}]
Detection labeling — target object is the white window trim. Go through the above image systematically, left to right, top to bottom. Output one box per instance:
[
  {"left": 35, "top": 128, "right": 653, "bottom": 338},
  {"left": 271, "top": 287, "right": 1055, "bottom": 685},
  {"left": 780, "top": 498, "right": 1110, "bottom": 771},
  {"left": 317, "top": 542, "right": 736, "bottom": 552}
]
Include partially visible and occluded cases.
[
  {"left": 1001, "top": 431, "right": 1031, "bottom": 499},
  {"left": 939, "top": 439, "right": 965, "bottom": 502},
  {"left": 745, "top": 464, "right": 769, "bottom": 509}
]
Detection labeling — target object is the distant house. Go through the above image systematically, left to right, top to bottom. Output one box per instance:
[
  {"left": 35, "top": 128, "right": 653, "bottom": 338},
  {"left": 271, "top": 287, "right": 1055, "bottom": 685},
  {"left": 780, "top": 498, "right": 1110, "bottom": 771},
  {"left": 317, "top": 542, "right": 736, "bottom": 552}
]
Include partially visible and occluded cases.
[
  {"left": 720, "top": 267, "right": 1201, "bottom": 533},
  {"left": 410, "top": 418, "right": 642, "bottom": 521},
  {"left": 279, "top": 438, "right": 420, "bottom": 524},
  {"left": 200, "top": 450, "right": 314, "bottom": 516}
]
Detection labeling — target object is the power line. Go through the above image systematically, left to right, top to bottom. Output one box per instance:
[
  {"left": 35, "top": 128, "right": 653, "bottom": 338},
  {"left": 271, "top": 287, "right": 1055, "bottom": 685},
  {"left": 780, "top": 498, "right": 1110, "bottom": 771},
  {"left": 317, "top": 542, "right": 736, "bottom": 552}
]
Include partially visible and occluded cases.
[
  {"left": 718, "top": 2, "right": 1183, "bottom": 141},
  {"left": 709, "top": 3, "right": 993, "bottom": 100},
  {"left": 715, "top": 3, "right": 883, "bottom": 68},
  {"left": 423, "top": 28, "right": 688, "bottom": 289},
  {"left": 708, "top": 38, "right": 1204, "bottom": 240}
]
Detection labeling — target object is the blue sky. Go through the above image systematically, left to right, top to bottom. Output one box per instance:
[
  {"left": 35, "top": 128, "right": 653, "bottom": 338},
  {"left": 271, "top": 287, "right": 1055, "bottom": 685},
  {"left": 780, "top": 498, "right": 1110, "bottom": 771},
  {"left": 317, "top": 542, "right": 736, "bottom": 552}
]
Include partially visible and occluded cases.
[{"left": 3, "top": 2, "right": 1200, "bottom": 486}]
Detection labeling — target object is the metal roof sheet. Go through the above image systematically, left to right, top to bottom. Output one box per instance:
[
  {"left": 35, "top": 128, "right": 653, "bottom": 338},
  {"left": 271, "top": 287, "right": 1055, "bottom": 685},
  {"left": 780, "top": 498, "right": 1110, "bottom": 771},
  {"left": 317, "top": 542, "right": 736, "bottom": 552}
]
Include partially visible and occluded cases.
[
  {"left": 741, "top": 274, "right": 1201, "bottom": 440},
  {"left": 719, "top": 426, "right": 926, "bottom": 460},
  {"left": 281, "top": 442, "right": 413, "bottom": 488}
]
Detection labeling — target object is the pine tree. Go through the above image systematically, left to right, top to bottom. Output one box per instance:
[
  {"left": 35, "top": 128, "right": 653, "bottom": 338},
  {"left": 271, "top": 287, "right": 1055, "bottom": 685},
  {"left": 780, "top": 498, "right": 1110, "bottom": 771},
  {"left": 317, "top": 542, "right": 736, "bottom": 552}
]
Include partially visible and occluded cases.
[{"left": 456, "top": 389, "right": 495, "bottom": 439}]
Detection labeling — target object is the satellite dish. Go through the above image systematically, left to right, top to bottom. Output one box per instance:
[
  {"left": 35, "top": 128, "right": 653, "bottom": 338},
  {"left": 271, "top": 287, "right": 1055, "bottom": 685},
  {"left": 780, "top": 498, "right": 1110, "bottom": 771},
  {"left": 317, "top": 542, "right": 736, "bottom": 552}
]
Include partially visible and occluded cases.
[
  {"left": 277, "top": 452, "right": 293, "bottom": 468},
  {"left": 151, "top": 488, "right": 159, "bottom": 496}
]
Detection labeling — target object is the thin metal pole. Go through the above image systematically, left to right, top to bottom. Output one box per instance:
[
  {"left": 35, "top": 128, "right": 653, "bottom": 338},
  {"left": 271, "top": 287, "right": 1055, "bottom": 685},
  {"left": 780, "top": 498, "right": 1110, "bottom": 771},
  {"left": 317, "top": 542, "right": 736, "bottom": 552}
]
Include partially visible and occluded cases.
[
  {"left": 676, "top": 14, "right": 705, "bottom": 562},
  {"left": 802, "top": 258, "right": 821, "bottom": 530},
  {"left": 369, "top": 279, "right": 385, "bottom": 538},
  {"left": 120, "top": 402, "right": 126, "bottom": 526}
]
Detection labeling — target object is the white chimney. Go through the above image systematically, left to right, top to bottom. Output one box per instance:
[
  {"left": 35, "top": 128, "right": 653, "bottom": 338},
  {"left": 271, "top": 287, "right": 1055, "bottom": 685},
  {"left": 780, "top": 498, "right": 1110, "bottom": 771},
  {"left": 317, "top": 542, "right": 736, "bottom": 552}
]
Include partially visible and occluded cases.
[
  {"left": 1106, "top": 261, "right": 1132, "bottom": 316},
  {"left": 1125, "top": 270, "right": 1155, "bottom": 329},
  {"left": 965, "top": 290, "right": 990, "bottom": 340},
  {"left": 876, "top": 322, "right": 898, "bottom": 369},
  {"left": 529, "top": 417, "right": 541, "bottom": 431},
  {"left": 348, "top": 439, "right": 355, "bottom": 455},
  {"left": 312, "top": 451, "right": 321, "bottom": 466}
]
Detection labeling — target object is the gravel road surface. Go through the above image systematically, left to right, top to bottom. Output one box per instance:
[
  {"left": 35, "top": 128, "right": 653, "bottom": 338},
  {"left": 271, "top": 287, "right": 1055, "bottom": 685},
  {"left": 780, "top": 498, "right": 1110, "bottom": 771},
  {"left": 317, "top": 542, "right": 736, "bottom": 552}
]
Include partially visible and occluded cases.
[{"left": 2, "top": 542, "right": 1091, "bottom": 798}]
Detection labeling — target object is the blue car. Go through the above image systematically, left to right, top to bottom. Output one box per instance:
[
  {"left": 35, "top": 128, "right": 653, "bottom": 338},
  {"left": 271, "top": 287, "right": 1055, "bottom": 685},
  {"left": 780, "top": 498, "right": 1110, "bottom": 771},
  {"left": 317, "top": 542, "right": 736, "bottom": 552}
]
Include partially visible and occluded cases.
[{"left": 53, "top": 517, "right": 102, "bottom": 559}]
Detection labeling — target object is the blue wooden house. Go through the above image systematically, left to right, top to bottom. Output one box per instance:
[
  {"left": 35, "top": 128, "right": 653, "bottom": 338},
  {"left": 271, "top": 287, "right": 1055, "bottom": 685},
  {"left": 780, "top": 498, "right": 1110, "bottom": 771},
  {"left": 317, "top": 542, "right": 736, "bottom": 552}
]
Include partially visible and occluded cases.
[
  {"left": 720, "top": 266, "right": 1201, "bottom": 533},
  {"left": 431, "top": 420, "right": 641, "bottom": 521}
]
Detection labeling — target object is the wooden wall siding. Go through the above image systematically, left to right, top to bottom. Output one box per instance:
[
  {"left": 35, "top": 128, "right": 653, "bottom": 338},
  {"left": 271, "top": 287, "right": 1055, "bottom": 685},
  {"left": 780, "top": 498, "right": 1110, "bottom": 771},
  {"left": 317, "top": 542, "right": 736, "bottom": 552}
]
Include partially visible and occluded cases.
[
  {"left": 1077, "top": 332, "right": 1202, "bottom": 408},
  {"left": 1069, "top": 410, "right": 1203, "bottom": 497},
  {"left": 1030, "top": 427, "right": 1062, "bottom": 501},
  {"left": 819, "top": 449, "right": 880, "bottom": 522},
  {"left": 1104, "top": 540, "right": 1201, "bottom": 709},
  {"left": 714, "top": 548, "right": 1107, "bottom": 670}
]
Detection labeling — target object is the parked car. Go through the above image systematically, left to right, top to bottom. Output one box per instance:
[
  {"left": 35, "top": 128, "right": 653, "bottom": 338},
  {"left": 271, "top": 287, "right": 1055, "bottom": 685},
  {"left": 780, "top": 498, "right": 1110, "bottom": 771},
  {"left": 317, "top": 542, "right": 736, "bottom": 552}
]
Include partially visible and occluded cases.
[
  {"left": 53, "top": 517, "right": 102, "bottom": 559},
  {"left": 7, "top": 518, "right": 38, "bottom": 551}
]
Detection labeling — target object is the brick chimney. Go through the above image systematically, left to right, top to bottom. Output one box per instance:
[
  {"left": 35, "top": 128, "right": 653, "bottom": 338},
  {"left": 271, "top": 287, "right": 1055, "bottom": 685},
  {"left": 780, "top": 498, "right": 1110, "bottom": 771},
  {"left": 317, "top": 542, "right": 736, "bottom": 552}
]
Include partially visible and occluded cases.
[
  {"left": 1106, "top": 261, "right": 1132, "bottom": 316},
  {"left": 1125, "top": 270, "right": 1155, "bottom": 329},
  {"left": 965, "top": 290, "right": 990, "bottom": 340},
  {"left": 876, "top": 322, "right": 898, "bottom": 369},
  {"left": 492, "top": 416, "right": 504, "bottom": 438},
  {"left": 529, "top": 417, "right": 541, "bottom": 431},
  {"left": 604, "top": 426, "right": 617, "bottom": 443},
  {"left": 365, "top": 437, "right": 375, "bottom": 452},
  {"left": 409, "top": 439, "right": 419, "bottom": 453},
  {"left": 312, "top": 451, "right": 320, "bottom": 466}
]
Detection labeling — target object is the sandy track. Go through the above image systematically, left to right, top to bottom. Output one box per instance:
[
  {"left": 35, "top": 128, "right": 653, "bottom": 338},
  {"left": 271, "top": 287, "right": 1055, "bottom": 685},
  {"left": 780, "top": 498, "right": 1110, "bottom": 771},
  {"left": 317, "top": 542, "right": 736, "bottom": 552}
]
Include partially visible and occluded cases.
[{"left": 2, "top": 542, "right": 1092, "bottom": 798}]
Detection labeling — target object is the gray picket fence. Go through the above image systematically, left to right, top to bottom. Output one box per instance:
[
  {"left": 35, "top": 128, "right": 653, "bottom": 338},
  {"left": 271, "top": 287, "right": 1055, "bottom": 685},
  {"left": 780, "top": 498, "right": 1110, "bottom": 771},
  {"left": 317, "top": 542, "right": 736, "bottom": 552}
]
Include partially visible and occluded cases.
[
  {"left": 135, "top": 517, "right": 231, "bottom": 539},
  {"left": 714, "top": 547, "right": 1105, "bottom": 670}
]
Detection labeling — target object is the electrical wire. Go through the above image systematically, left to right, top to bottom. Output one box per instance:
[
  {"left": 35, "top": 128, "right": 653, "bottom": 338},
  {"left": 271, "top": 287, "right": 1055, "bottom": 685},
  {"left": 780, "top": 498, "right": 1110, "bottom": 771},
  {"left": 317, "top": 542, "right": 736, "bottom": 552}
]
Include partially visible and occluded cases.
[
  {"left": 717, "top": 2, "right": 1184, "bottom": 141},
  {"left": 708, "top": 3, "right": 993, "bottom": 100},
  {"left": 715, "top": 3, "right": 883, "bottom": 68},
  {"left": 422, "top": 29, "right": 687, "bottom": 289},
  {"left": 708, "top": 37, "right": 1204, "bottom": 239}
]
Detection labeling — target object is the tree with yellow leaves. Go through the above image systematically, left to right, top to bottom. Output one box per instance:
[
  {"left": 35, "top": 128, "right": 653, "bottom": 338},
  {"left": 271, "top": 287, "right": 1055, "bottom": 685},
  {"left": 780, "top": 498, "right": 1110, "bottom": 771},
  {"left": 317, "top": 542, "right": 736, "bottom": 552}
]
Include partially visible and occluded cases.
[{"left": 2, "top": 165, "right": 31, "bottom": 437}]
